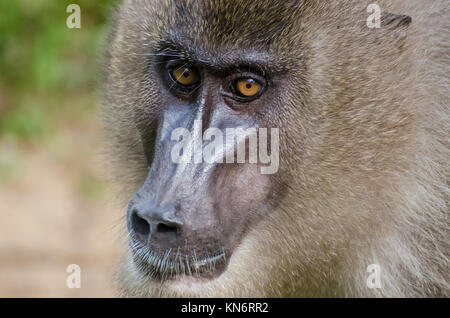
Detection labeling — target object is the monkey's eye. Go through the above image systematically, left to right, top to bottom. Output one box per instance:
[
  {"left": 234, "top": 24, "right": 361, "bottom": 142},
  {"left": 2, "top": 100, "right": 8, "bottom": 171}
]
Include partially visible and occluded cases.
[
  {"left": 169, "top": 66, "right": 199, "bottom": 86},
  {"left": 231, "top": 78, "right": 264, "bottom": 101},
  {"left": 236, "top": 79, "right": 261, "bottom": 97}
]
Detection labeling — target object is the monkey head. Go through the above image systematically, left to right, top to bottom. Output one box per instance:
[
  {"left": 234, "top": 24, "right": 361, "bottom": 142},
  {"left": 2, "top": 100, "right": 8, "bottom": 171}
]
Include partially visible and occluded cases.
[{"left": 103, "top": 0, "right": 448, "bottom": 297}]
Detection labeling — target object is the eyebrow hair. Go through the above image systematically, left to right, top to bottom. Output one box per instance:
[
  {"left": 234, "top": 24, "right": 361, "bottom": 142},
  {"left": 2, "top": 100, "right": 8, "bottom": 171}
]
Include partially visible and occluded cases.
[{"left": 154, "top": 38, "right": 289, "bottom": 76}]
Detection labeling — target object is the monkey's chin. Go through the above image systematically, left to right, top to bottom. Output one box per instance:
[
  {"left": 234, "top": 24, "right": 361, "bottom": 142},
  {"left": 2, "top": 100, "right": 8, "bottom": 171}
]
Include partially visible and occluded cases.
[
  {"left": 119, "top": 250, "right": 231, "bottom": 297},
  {"left": 150, "top": 273, "right": 227, "bottom": 298},
  {"left": 161, "top": 273, "right": 224, "bottom": 296}
]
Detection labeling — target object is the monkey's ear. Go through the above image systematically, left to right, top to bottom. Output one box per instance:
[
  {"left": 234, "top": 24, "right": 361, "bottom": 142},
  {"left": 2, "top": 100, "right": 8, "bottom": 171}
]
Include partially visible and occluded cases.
[{"left": 381, "top": 12, "right": 412, "bottom": 30}]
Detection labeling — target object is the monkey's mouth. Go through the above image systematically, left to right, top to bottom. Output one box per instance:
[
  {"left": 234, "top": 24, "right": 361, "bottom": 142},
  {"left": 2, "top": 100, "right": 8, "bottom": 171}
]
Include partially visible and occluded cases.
[{"left": 129, "top": 239, "right": 228, "bottom": 281}]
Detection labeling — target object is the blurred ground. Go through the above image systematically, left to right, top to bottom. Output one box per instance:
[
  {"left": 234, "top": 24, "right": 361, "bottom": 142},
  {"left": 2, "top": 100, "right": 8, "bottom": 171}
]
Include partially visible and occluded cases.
[
  {"left": 0, "top": 1, "right": 124, "bottom": 297},
  {"left": 0, "top": 108, "right": 124, "bottom": 297}
]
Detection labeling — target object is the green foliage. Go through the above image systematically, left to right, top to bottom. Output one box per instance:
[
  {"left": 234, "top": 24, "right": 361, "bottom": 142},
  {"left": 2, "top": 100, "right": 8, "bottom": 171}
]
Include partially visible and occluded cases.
[
  {"left": 0, "top": 0, "right": 117, "bottom": 140},
  {"left": 0, "top": 99, "right": 48, "bottom": 139}
]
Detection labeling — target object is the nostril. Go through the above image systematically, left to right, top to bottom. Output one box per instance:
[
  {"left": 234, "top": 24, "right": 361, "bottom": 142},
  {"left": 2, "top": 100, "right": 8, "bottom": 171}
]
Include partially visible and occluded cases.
[
  {"left": 129, "top": 203, "right": 183, "bottom": 246},
  {"left": 131, "top": 210, "right": 150, "bottom": 238},
  {"left": 156, "top": 223, "right": 178, "bottom": 234}
]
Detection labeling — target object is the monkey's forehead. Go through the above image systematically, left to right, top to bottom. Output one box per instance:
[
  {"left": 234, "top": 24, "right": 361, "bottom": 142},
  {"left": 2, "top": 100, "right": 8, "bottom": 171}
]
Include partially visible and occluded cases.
[{"left": 118, "top": 0, "right": 308, "bottom": 58}]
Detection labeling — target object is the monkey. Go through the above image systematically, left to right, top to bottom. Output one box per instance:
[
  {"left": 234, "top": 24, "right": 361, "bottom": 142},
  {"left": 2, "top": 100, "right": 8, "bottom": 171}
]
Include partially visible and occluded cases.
[{"left": 102, "top": 0, "right": 449, "bottom": 297}]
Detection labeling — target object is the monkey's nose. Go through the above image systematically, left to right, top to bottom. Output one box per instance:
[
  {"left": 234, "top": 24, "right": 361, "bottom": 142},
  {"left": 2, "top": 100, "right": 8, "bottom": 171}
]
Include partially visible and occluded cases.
[{"left": 130, "top": 202, "right": 182, "bottom": 247}]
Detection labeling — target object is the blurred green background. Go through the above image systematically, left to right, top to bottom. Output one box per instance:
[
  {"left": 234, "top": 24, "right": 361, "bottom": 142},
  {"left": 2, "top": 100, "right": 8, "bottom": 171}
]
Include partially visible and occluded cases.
[
  {"left": 0, "top": 0, "right": 123, "bottom": 297},
  {"left": 0, "top": 0, "right": 113, "bottom": 143}
]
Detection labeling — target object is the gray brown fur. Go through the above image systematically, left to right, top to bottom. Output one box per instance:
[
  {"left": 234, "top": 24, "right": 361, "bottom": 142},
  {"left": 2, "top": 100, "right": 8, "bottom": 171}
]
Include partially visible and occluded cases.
[{"left": 103, "top": 0, "right": 449, "bottom": 297}]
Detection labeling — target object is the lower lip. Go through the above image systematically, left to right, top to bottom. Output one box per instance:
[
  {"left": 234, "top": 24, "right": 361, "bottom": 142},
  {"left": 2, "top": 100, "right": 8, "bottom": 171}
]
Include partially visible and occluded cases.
[{"left": 131, "top": 248, "right": 228, "bottom": 280}]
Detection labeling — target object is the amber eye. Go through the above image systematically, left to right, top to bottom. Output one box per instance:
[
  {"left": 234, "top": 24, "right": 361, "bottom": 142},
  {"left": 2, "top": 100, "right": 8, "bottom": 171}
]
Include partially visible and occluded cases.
[
  {"left": 171, "top": 66, "right": 199, "bottom": 86},
  {"left": 236, "top": 79, "right": 261, "bottom": 98}
]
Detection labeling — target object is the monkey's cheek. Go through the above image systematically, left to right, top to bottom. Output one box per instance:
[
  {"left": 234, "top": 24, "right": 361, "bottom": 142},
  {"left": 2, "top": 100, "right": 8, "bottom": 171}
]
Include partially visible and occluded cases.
[{"left": 217, "top": 163, "right": 272, "bottom": 212}]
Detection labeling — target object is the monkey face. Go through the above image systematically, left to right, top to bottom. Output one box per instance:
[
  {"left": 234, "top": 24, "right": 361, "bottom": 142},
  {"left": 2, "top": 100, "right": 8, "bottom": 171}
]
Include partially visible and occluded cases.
[
  {"left": 102, "top": 0, "right": 310, "bottom": 295},
  {"left": 104, "top": 0, "right": 324, "bottom": 297},
  {"left": 107, "top": 0, "right": 303, "bottom": 291},
  {"left": 123, "top": 29, "right": 290, "bottom": 284}
]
